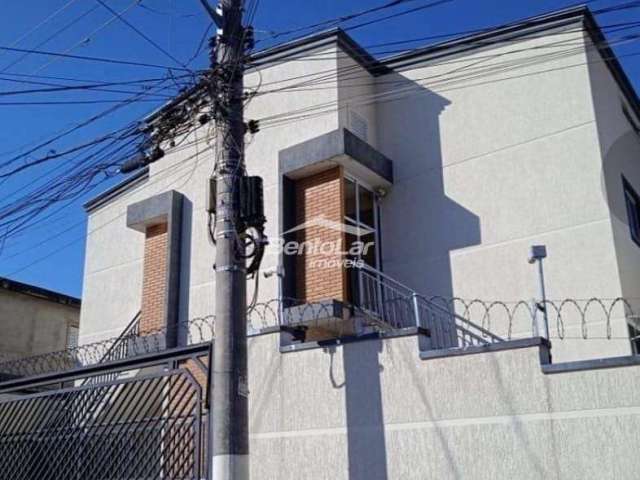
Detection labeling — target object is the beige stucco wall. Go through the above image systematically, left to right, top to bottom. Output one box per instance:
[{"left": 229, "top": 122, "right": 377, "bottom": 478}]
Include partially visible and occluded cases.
[
  {"left": 80, "top": 21, "right": 637, "bottom": 362},
  {"left": 373, "top": 26, "right": 630, "bottom": 361},
  {"left": 585, "top": 34, "right": 640, "bottom": 349},
  {"left": 80, "top": 43, "right": 343, "bottom": 344},
  {"left": 336, "top": 50, "right": 378, "bottom": 148},
  {"left": 0, "top": 289, "right": 79, "bottom": 358},
  {"left": 248, "top": 333, "right": 640, "bottom": 479}
]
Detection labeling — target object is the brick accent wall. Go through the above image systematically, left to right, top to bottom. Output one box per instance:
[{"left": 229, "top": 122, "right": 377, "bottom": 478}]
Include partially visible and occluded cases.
[
  {"left": 294, "top": 166, "right": 346, "bottom": 302},
  {"left": 140, "top": 222, "right": 168, "bottom": 334},
  {"left": 180, "top": 358, "right": 209, "bottom": 389}
]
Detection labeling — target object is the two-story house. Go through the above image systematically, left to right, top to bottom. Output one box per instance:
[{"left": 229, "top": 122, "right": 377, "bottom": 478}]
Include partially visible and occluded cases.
[
  {"left": 4, "top": 6, "right": 640, "bottom": 479},
  {"left": 80, "top": 6, "right": 640, "bottom": 363}
]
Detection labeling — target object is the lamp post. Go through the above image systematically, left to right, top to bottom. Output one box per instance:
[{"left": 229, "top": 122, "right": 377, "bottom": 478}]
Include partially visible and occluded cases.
[{"left": 528, "top": 245, "right": 549, "bottom": 340}]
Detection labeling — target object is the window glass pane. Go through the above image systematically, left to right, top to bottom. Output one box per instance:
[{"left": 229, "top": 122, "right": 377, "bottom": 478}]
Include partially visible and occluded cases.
[
  {"left": 343, "top": 177, "right": 380, "bottom": 273},
  {"left": 345, "top": 178, "right": 356, "bottom": 220},
  {"left": 358, "top": 184, "right": 375, "bottom": 227},
  {"left": 625, "top": 187, "right": 640, "bottom": 242},
  {"left": 357, "top": 227, "right": 377, "bottom": 268},
  {"left": 358, "top": 228, "right": 375, "bottom": 242},
  {"left": 359, "top": 230, "right": 377, "bottom": 268},
  {"left": 344, "top": 232, "right": 358, "bottom": 304},
  {"left": 345, "top": 232, "right": 358, "bottom": 260},
  {"left": 629, "top": 321, "right": 640, "bottom": 355}
]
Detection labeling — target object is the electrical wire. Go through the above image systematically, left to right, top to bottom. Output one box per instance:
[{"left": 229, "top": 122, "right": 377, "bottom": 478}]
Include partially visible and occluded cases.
[
  {"left": 0, "top": 0, "right": 82, "bottom": 53},
  {"left": 4, "top": 0, "right": 640, "bottom": 276},
  {"left": 29, "top": 0, "right": 144, "bottom": 75},
  {"left": 94, "top": 0, "right": 191, "bottom": 71},
  {"left": 255, "top": 0, "right": 623, "bottom": 49},
  {"left": 256, "top": 0, "right": 431, "bottom": 43},
  {"left": 0, "top": 1, "right": 208, "bottom": 259},
  {"left": 139, "top": 3, "right": 197, "bottom": 18},
  {"left": 0, "top": 4, "right": 102, "bottom": 74},
  {"left": 187, "top": 23, "right": 214, "bottom": 65},
  {"left": 250, "top": 23, "right": 640, "bottom": 130},
  {"left": 258, "top": 36, "right": 612, "bottom": 96},
  {"left": 0, "top": 44, "right": 192, "bottom": 71},
  {"left": 0, "top": 69, "right": 205, "bottom": 86},
  {"left": 0, "top": 73, "right": 208, "bottom": 247},
  {"left": 0, "top": 74, "right": 187, "bottom": 97},
  {"left": 0, "top": 76, "right": 182, "bottom": 172},
  {"left": 0, "top": 94, "right": 179, "bottom": 243},
  {"left": 0, "top": 98, "right": 172, "bottom": 106},
  {"left": 0, "top": 132, "right": 211, "bottom": 251},
  {"left": 1, "top": 141, "right": 214, "bottom": 273}
]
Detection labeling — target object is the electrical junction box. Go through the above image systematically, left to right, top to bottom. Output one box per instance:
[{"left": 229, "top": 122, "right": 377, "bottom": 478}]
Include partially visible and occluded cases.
[
  {"left": 206, "top": 176, "right": 265, "bottom": 229},
  {"left": 240, "top": 176, "right": 265, "bottom": 228}
]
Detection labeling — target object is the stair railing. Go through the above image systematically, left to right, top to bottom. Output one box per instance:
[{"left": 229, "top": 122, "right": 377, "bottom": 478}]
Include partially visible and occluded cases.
[
  {"left": 352, "top": 263, "right": 505, "bottom": 349},
  {"left": 85, "top": 311, "right": 141, "bottom": 385}
]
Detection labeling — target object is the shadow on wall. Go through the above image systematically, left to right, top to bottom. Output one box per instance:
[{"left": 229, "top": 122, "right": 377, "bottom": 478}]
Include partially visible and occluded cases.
[
  {"left": 375, "top": 73, "right": 481, "bottom": 299},
  {"left": 329, "top": 76, "right": 481, "bottom": 480},
  {"left": 601, "top": 130, "right": 640, "bottom": 305},
  {"left": 178, "top": 197, "right": 193, "bottom": 345},
  {"left": 328, "top": 340, "right": 388, "bottom": 480},
  {"left": 395, "top": 344, "right": 555, "bottom": 478},
  {"left": 398, "top": 344, "right": 462, "bottom": 479},
  {"left": 487, "top": 352, "right": 555, "bottom": 478}
]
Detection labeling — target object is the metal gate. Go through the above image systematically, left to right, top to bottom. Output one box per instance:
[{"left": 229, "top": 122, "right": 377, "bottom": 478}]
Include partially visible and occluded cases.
[{"left": 0, "top": 367, "right": 205, "bottom": 480}]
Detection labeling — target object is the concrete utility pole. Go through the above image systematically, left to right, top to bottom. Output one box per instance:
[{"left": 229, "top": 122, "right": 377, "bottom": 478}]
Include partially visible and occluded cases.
[{"left": 200, "top": 0, "right": 249, "bottom": 478}]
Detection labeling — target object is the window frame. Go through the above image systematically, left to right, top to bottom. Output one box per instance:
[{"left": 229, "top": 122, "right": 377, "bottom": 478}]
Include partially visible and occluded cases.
[
  {"left": 344, "top": 174, "right": 381, "bottom": 270},
  {"left": 623, "top": 175, "right": 640, "bottom": 247},
  {"left": 629, "top": 322, "right": 640, "bottom": 355}
]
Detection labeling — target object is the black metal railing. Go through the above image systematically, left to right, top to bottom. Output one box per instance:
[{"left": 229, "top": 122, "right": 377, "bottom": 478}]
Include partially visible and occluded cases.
[
  {"left": 351, "top": 263, "right": 505, "bottom": 348},
  {"left": 2, "top": 290, "right": 637, "bottom": 383},
  {"left": 86, "top": 312, "right": 141, "bottom": 385},
  {"left": 101, "top": 312, "right": 141, "bottom": 362},
  {"left": 0, "top": 316, "right": 214, "bottom": 380},
  {"left": 0, "top": 368, "right": 204, "bottom": 480}
]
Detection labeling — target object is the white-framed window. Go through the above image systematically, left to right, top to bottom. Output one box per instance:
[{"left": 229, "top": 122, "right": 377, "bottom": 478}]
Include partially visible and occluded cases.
[
  {"left": 344, "top": 174, "right": 380, "bottom": 270},
  {"left": 344, "top": 174, "right": 383, "bottom": 306},
  {"left": 623, "top": 176, "right": 640, "bottom": 247},
  {"left": 629, "top": 323, "right": 640, "bottom": 355}
]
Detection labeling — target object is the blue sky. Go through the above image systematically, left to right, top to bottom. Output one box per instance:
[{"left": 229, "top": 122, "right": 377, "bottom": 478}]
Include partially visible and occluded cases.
[{"left": 0, "top": 0, "right": 638, "bottom": 298}]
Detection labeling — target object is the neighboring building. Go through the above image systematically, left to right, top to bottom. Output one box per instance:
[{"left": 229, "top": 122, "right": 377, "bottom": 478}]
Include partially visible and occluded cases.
[
  {"left": 81, "top": 6, "right": 640, "bottom": 362},
  {"left": 0, "top": 277, "right": 80, "bottom": 360}
]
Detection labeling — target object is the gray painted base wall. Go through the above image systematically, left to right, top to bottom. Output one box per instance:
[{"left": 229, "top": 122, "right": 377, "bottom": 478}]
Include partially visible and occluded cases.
[{"left": 248, "top": 333, "right": 640, "bottom": 479}]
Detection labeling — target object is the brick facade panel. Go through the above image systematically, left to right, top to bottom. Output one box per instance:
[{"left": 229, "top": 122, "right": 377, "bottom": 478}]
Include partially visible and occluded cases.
[
  {"left": 294, "top": 167, "right": 346, "bottom": 303},
  {"left": 140, "top": 222, "right": 168, "bottom": 334}
]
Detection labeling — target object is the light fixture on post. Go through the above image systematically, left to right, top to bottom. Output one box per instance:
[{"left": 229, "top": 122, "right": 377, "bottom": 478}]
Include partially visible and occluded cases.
[{"left": 528, "top": 245, "right": 550, "bottom": 341}]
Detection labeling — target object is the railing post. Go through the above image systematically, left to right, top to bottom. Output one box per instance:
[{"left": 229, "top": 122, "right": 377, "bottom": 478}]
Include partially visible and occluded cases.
[
  {"left": 357, "top": 264, "right": 364, "bottom": 309},
  {"left": 277, "top": 265, "right": 285, "bottom": 327},
  {"left": 376, "top": 272, "right": 384, "bottom": 322},
  {"left": 412, "top": 293, "right": 421, "bottom": 329},
  {"left": 531, "top": 298, "right": 540, "bottom": 337}
]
